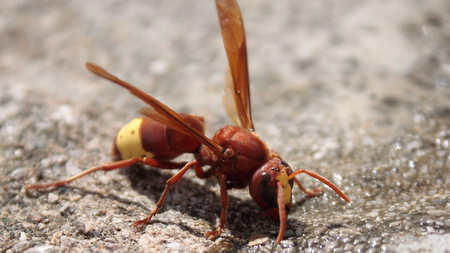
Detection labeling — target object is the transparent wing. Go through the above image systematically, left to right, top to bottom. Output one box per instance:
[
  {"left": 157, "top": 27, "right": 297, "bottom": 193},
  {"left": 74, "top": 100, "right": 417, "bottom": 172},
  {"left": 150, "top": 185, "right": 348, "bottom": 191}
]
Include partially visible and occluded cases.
[
  {"left": 216, "top": 0, "right": 254, "bottom": 131},
  {"left": 222, "top": 67, "right": 240, "bottom": 126}
]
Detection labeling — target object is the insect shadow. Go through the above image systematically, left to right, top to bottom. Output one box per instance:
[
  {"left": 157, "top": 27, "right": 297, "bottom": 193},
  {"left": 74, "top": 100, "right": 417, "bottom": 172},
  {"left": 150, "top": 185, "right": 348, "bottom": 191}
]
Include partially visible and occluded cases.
[
  {"left": 123, "top": 164, "right": 253, "bottom": 240},
  {"left": 124, "top": 164, "right": 316, "bottom": 243},
  {"left": 24, "top": 165, "right": 215, "bottom": 239}
]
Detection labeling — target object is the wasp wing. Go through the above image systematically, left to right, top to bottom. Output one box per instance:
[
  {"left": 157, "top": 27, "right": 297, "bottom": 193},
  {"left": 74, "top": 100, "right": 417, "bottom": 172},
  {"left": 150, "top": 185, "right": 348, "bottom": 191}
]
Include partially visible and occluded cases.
[
  {"left": 216, "top": 0, "right": 254, "bottom": 131},
  {"left": 86, "top": 62, "right": 223, "bottom": 156},
  {"left": 222, "top": 67, "right": 240, "bottom": 127}
]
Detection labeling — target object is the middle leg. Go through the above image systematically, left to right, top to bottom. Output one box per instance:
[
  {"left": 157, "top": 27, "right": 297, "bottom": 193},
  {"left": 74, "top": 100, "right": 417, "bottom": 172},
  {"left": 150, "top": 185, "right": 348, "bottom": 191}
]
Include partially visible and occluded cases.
[{"left": 133, "top": 160, "right": 204, "bottom": 228}]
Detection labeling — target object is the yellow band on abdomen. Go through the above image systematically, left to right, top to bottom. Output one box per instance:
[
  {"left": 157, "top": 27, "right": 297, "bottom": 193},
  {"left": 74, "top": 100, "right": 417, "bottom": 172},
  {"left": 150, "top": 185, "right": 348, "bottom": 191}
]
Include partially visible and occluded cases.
[{"left": 115, "top": 118, "right": 154, "bottom": 159}]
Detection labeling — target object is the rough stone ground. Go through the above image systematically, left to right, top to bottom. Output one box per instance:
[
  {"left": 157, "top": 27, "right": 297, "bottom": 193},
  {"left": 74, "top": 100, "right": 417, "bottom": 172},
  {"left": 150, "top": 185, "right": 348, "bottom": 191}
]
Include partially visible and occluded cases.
[{"left": 1, "top": 0, "right": 449, "bottom": 252}]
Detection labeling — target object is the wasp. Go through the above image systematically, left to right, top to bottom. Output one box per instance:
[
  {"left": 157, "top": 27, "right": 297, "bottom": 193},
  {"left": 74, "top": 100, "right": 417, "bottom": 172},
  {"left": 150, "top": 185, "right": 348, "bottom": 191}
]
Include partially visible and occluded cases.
[{"left": 26, "top": 0, "right": 350, "bottom": 243}]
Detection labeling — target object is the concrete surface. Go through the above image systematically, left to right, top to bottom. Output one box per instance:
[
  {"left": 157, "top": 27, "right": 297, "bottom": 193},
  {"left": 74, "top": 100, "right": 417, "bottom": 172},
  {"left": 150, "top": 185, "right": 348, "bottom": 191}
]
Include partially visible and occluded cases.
[{"left": 1, "top": 0, "right": 449, "bottom": 252}]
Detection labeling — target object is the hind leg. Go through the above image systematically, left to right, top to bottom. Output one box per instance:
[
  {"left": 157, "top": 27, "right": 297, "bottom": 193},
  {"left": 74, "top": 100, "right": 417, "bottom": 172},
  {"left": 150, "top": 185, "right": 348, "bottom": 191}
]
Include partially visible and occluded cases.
[{"left": 25, "top": 157, "right": 185, "bottom": 192}]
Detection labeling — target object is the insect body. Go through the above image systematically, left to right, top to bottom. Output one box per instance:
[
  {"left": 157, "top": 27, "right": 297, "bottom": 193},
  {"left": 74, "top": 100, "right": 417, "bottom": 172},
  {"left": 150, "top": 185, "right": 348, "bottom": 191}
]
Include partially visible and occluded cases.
[{"left": 26, "top": 0, "right": 350, "bottom": 244}]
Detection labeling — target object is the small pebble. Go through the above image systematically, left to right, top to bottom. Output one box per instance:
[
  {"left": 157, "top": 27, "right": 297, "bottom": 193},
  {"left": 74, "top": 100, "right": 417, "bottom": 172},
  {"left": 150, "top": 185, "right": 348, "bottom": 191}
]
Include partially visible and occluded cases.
[
  {"left": 47, "top": 193, "right": 59, "bottom": 204},
  {"left": 59, "top": 203, "right": 71, "bottom": 213},
  {"left": 427, "top": 210, "right": 447, "bottom": 217},
  {"left": 366, "top": 211, "right": 379, "bottom": 219},
  {"left": 27, "top": 212, "right": 43, "bottom": 223},
  {"left": 383, "top": 212, "right": 397, "bottom": 221},
  {"left": 389, "top": 221, "right": 402, "bottom": 228},
  {"left": 22, "top": 223, "right": 36, "bottom": 229},
  {"left": 312, "top": 226, "right": 328, "bottom": 236},
  {"left": 426, "top": 226, "right": 435, "bottom": 233},
  {"left": 20, "top": 232, "right": 27, "bottom": 241},
  {"left": 248, "top": 234, "right": 269, "bottom": 246},
  {"left": 23, "top": 245, "right": 58, "bottom": 253}
]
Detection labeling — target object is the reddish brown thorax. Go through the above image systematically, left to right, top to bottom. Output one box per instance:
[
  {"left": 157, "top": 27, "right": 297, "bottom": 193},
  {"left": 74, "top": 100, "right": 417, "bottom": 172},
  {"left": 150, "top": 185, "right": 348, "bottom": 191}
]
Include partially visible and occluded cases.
[{"left": 195, "top": 125, "right": 270, "bottom": 188}]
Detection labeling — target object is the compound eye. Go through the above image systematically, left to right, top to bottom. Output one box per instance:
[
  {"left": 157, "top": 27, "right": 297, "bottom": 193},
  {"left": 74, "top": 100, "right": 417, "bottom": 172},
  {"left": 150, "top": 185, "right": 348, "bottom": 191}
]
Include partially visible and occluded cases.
[{"left": 249, "top": 170, "right": 278, "bottom": 210}]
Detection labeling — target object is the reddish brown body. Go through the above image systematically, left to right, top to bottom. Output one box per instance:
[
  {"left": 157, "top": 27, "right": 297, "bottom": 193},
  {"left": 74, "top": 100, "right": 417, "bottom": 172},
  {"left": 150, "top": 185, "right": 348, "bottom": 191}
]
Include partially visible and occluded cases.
[{"left": 25, "top": 0, "right": 350, "bottom": 244}]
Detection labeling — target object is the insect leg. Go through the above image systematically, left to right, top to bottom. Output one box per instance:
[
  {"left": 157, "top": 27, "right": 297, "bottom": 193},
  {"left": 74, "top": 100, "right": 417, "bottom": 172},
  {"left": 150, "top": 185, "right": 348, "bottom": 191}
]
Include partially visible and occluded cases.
[
  {"left": 25, "top": 157, "right": 151, "bottom": 192},
  {"left": 141, "top": 159, "right": 187, "bottom": 170},
  {"left": 133, "top": 160, "right": 201, "bottom": 228},
  {"left": 191, "top": 164, "right": 214, "bottom": 179},
  {"left": 289, "top": 169, "right": 350, "bottom": 203},
  {"left": 205, "top": 173, "right": 228, "bottom": 240},
  {"left": 293, "top": 177, "right": 324, "bottom": 198}
]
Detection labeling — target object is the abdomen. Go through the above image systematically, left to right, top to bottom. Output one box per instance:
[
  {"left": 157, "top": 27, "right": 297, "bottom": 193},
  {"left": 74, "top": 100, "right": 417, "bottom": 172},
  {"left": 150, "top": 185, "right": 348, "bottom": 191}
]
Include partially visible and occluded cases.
[{"left": 112, "top": 114, "right": 205, "bottom": 160}]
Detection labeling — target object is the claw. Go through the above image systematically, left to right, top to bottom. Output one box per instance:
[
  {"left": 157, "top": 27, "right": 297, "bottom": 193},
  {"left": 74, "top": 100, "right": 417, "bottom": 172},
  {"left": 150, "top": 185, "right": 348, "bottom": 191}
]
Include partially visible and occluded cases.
[
  {"left": 304, "top": 187, "right": 324, "bottom": 198},
  {"left": 132, "top": 217, "right": 152, "bottom": 230},
  {"left": 205, "top": 227, "right": 222, "bottom": 241}
]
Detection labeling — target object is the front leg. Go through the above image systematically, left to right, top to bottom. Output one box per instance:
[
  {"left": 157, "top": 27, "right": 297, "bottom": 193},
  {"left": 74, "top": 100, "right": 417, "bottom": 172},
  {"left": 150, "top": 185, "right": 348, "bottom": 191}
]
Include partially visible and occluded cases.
[{"left": 205, "top": 173, "right": 229, "bottom": 240}]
